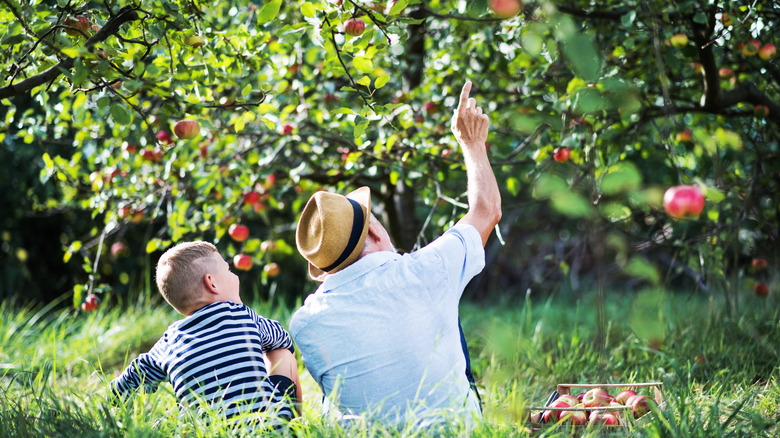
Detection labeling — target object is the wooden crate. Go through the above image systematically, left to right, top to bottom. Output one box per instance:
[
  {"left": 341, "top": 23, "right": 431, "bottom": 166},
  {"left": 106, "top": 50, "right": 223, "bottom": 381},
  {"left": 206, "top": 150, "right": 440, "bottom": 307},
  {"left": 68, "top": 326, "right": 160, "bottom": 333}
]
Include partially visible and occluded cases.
[{"left": 528, "top": 382, "right": 664, "bottom": 430}]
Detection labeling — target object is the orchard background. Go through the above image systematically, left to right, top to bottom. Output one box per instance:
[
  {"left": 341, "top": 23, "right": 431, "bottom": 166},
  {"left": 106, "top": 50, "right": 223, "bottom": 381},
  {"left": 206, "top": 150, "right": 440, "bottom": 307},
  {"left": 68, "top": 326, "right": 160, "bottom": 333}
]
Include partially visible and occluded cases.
[
  {"left": 1, "top": 0, "right": 778, "bottom": 321},
  {"left": 1, "top": 0, "right": 779, "bottom": 436}
]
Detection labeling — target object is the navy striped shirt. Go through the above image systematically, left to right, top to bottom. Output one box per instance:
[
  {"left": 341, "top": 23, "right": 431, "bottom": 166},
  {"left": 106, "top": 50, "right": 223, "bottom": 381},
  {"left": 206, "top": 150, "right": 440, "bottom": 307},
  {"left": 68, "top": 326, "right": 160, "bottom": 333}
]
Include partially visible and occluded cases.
[{"left": 110, "top": 301, "right": 295, "bottom": 420}]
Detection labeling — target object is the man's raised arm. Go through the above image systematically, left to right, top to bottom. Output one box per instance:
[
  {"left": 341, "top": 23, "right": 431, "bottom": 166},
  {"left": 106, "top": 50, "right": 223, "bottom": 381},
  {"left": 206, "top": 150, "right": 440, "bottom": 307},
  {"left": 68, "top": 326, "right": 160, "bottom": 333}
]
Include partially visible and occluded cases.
[{"left": 451, "top": 80, "right": 502, "bottom": 246}]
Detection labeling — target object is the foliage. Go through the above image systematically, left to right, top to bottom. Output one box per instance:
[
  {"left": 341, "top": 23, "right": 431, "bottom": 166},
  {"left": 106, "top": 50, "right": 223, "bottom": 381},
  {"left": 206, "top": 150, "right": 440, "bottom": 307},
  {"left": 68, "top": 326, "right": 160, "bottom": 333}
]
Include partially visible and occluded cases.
[
  {"left": 1, "top": 0, "right": 778, "bottom": 307},
  {"left": 1, "top": 292, "right": 778, "bottom": 436}
]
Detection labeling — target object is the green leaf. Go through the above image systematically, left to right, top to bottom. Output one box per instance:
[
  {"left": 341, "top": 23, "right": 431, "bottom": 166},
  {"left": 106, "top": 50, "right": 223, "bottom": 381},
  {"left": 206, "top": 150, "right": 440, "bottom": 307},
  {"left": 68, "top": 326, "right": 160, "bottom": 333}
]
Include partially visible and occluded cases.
[
  {"left": 258, "top": 0, "right": 282, "bottom": 25},
  {"left": 389, "top": 0, "right": 408, "bottom": 15},
  {"left": 301, "top": 2, "right": 316, "bottom": 18},
  {"left": 561, "top": 34, "right": 601, "bottom": 82},
  {"left": 353, "top": 56, "right": 373, "bottom": 73},
  {"left": 375, "top": 74, "right": 390, "bottom": 89},
  {"left": 357, "top": 76, "right": 371, "bottom": 87},
  {"left": 241, "top": 83, "right": 252, "bottom": 97},
  {"left": 110, "top": 104, "right": 132, "bottom": 125},
  {"left": 354, "top": 119, "right": 369, "bottom": 139},
  {"left": 600, "top": 162, "right": 642, "bottom": 195},
  {"left": 551, "top": 192, "right": 593, "bottom": 218}
]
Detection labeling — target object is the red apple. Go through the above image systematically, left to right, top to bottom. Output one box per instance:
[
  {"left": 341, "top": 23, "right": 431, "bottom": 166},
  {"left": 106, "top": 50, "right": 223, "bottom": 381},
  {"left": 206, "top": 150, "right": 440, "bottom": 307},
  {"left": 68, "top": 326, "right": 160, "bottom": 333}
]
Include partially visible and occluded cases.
[
  {"left": 490, "top": 0, "right": 521, "bottom": 18},
  {"left": 721, "top": 13, "right": 733, "bottom": 27},
  {"left": 65, "top": 16, "right": 90, "bottom": 36},
  {"left": 344, "top": 18, "right": 366, "bottom": 36},
  {"left": 670, "top": 33, "right": 688, "bottom": 49},
  {"left": 185, "top": 35, "right": 204, "bottom": 47},
  {"left": 741, "top": 40, "right": 760, "bottom": 57},
  {"left": 759, "top": 43, "right": 776, "bottom": 61},
  {"left": 719, "top": 68, "right": 734, "bottom": 79},
  {"left": 423, "top": 101, "right": 437, "bottom": 114},
  {"left": 754, "top": 105, "right": 770, "bottom": 118},
  {"left": 173, "top": 120, "right": 200, "bottom": 139},
  {"left": 282, "top": 123, "right": 294, "bottom": 135},
  {"left": 675, "top": 129, "right": 693, "bottom": 144},
  {"left": 156, "top": 130, "right": 174, "bottom": 145},
  {"left": 123, "top": 143, "right": 138, "bottom": 154},
  {"left": 199, "top": 145, "right": 208, "bottom": 159},
  {"left": 553, "top": 147, "right": 571, "bottom": 163},
  {"left": 141, "top": 148, "right": 162, "bottom": 162},
  {"left": 264, "top": 173, "right": 276, "bottom": 189},
  {"left": 663, "top": 185, "right": 705, "bottom": 220},
  {"left": 244, "top": 191, "right": 261, "bottom": 205},
  {"left": 228, "top": 224, "right": 249, "bottom": 242},
  {"left": 261, "top": 240, "right": 277, "bottom": 253},
  {"left": 110, "top": 242, "right": 128, "bottom": 257},
  {"left": 233, "top": 254, "right": 253, "bottom": 271},
  {"left": 752, "top": 258, "right": 768, "bottom": 271},
  {"left": 264, "top": 262, "right": 281, "bottom": 277},
  {"left": 754, "top": 282, "right": 769, "bottom": 297},
  {"left": 81, "top": 293, "right": 99, "bottom": 312},
  {"left": 582, "top": 388, "right": 613, "bottom": 407},
  {"left": 614, "top": 390, "right": 637, "bottom": 405},
  {"left": 576, "top": 392, "right": 586, "bottom": 402},
  {"left": 626, "top": 394, "right": 655, "bottom": 418},
  {"left": 557, "top": 395, "right": 579, "bottom": 408},
  {"left": 541, "top": 399, "right": 571, "bottom": 423},
  {"left": 561, "top": 409, "right": 587, "bottom": 425},
  {"left": 589, "top": 410, "right": 619, "bottom": 426}
]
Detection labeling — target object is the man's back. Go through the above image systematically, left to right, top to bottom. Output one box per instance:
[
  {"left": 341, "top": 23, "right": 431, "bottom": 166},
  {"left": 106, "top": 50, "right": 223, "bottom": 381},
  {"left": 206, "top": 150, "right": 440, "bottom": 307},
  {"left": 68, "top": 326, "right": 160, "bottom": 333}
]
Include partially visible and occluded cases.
[{"left": 290, "top": 224, "right": 484, "bottom": 425}]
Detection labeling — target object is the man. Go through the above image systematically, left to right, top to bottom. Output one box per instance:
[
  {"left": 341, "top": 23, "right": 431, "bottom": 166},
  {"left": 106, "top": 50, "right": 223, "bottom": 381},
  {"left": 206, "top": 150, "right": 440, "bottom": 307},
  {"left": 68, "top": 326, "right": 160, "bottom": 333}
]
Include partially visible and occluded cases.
[{"left": 290, "top": 81, "right": 501, "bottom": 426}]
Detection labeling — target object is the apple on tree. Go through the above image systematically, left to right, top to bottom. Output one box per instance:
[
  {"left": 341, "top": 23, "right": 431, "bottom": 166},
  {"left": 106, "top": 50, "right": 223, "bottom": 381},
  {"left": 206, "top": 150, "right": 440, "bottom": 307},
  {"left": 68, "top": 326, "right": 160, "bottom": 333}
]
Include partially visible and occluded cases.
[
  {"left": 489, "top": 0, "right": 521, "bottom": 18},
  {"left": 64, "top": 16, "right": 90, "bottom": 36},
  {"left": 344, "top": 18, "right": 366, "bottom": 36},
  {"left": 670, "top": 33, "right": 688, "bottom": 48},
  {"left": 185, "top": 35, "right": 204, "bottom": 47},
  {"left": 740, "top": 40, "right": 760, "bottom": 56},
  {"left": 759, "top": 43, "right": 776, "bottom": 61},
  {"left": 754, "top": 105, "right": 769, "bottom": 118},
  {"left": 173, "top": 120, "right": 200, "bottom": 139},
  {"left": 675, "top": 129, "right": 693, "bottom": 144},
  {"left": 156, "top": 130, "right": 175, "bottom": 145},
  {"left": 553, "top": 147, "right": 571, "bottom": 163},
  {"left": 663, "top": 185, "right": 705, "bottom": 220},
  {"left": 244, "top": 191, "right": 261, "bottom": 206},
  {"left": 228, "top": 224, "right": 250, "bottom": 242},
  {"left": 110, "top": 242, "right": 128, "bottom": 257},
  {"left": 233, "top": 254, "right": 253, "bottom": 271},
  {"left": 751, "top": 258, "right": 768, "bottom": 271},
  {"left": 264, "top": 262, "right": 281, "bottom": 277},
  {"left": 754, "top": 282, "right": 769, "bottom": 298},
  {"left": 81, "top": 293, "right": 99, "bottom": 312}
]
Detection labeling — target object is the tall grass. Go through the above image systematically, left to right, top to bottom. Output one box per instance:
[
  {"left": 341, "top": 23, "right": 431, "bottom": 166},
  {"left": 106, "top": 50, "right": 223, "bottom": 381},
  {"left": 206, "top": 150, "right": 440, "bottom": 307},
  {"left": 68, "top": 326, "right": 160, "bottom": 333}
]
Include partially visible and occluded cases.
[{"left": 1, "top": 289, "right": 778, "bottom": 437}]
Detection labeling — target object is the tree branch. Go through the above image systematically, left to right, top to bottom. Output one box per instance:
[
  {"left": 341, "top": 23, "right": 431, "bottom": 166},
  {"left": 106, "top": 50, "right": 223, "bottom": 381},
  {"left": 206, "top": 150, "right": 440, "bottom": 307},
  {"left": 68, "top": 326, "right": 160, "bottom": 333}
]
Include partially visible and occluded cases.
[{"left": 0, "top": 6, "right": 140, "bottom": 100}]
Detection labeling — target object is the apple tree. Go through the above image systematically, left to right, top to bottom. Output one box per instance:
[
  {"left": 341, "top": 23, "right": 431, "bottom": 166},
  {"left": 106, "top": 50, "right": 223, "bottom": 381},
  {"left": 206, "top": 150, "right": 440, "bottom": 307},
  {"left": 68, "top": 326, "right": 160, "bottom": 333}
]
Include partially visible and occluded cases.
[{"left": 1, "top": 0, "right": 777, "bottom": 314}]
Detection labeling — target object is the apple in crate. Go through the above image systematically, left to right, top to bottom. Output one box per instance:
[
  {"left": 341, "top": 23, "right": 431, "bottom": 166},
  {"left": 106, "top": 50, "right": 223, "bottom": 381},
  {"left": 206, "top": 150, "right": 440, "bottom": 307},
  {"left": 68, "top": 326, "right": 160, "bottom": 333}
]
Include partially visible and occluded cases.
[
  {"left": 582, "top": 388, "right": 613, "bottom": 407},
  {"left": 614, "top": 389, "right": 637, "bottom": 405},
  {"left": 557, "top": 394, "right": 579, "bottom": 407},
  {"left": 626, "top": 394, "right": 656, "bottom": 418},
  {"left": 541, "top": 399, "right": 571, "bottom": 423},
  {"left": 561, "top": 409, "right": 587, "bottom": 425}
]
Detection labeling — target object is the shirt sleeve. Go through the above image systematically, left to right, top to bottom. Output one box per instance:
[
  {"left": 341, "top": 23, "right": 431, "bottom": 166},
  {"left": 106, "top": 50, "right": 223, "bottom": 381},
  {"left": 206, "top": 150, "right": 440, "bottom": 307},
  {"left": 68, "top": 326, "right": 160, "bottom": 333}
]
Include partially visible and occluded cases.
[
  {"left": 413, "top": 222, "right": 485, "bottom": 304},
  {"left": 247, "top": 307, "right": 295, "bottom": 354},
  {"left": 109, "top": 337, "right": 168, "bottom": 401}
]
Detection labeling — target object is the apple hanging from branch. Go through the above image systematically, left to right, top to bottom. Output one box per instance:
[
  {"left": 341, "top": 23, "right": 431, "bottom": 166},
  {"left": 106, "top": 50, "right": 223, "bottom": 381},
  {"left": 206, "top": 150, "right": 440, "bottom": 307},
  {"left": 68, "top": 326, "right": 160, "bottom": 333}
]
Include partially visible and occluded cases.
[
  {"left": 344, "top": 18, "right": 366, "bottom": 36},
  {"left": 173, "top": 120, "right": 200, "bottom": 139},
  {"left": 663, "top": 185, "right": 705, "bottom": 220},
  {"left": 228, "top": 224, "right": 250, "bottom": 242},
  {"left": 233, "top": 254, "right": 253, "bottom": 271}
]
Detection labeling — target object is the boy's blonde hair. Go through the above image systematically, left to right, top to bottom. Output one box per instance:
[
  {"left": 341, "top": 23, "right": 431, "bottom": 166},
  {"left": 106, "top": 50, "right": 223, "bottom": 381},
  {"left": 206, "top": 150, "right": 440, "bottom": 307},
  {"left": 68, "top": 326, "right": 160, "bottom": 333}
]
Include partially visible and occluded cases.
[{"left": 156, "top": 241, "right": 218, "bottom": 313}]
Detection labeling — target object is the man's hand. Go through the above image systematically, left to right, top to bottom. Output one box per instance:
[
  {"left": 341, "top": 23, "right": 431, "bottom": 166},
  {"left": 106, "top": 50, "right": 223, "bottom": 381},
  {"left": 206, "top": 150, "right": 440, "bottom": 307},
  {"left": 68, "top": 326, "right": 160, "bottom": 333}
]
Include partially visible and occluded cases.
[{"left": 451, "top": 81, "right": 490, "bottom": 149}]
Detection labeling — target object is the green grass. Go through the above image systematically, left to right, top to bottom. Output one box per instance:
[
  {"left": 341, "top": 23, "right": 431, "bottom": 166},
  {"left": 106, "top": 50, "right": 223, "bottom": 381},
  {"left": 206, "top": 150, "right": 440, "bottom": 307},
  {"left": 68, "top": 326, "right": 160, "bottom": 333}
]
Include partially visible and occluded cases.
[{"left": 1, "top": 289, "right": 778, "bottom": 437}]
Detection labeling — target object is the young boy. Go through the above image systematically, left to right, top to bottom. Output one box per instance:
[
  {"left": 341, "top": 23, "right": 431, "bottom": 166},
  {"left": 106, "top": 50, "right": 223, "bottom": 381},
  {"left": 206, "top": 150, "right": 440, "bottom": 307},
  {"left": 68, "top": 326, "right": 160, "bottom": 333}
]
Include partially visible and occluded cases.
[{"left": 109, "top": 241, "right": 302, "bottom": 424}]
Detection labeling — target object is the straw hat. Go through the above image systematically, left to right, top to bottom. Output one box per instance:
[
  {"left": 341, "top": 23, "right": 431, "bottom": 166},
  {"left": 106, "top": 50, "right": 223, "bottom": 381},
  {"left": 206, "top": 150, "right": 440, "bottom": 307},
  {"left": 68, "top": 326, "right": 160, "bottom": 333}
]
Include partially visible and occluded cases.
[{"left": 296, "top": 187, "right": 371, "bottom": 281}]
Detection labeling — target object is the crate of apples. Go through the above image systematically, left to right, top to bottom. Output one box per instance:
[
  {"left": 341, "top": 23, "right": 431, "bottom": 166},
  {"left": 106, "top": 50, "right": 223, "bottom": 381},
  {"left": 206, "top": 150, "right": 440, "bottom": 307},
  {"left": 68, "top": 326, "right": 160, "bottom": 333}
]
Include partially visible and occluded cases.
[{"left": 528, "top": 382, "right": 664, "bottom": 430}]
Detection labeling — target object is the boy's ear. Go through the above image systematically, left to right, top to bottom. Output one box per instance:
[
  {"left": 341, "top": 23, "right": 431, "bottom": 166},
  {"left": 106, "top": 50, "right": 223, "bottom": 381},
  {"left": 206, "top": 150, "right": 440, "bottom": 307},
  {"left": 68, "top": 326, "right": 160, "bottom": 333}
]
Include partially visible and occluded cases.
[{"left": 203, "top": 273, "right": 220, "bottom": 295}]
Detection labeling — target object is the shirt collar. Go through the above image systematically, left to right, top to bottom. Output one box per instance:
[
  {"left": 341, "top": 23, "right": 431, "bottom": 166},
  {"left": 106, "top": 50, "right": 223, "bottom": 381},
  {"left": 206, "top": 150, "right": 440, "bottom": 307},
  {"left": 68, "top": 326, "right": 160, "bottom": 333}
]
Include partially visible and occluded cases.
[{"left": 316, "top": 251, "right": 400, "bottom": 293}]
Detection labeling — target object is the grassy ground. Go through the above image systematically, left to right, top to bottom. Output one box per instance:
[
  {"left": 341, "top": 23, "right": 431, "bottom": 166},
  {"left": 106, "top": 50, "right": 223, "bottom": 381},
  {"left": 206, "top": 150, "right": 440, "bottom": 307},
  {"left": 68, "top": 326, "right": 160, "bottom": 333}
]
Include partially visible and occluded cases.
[{"left": 0, "top": 288, "right": 778, "bottom": 437}]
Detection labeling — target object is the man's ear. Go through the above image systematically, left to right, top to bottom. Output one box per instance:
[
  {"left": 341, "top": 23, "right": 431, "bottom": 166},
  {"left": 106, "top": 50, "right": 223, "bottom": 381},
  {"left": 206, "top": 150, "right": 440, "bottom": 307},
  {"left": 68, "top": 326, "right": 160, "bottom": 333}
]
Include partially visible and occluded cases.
[{"left": 203, "top": 273, "right": 220, "bottom": 295}]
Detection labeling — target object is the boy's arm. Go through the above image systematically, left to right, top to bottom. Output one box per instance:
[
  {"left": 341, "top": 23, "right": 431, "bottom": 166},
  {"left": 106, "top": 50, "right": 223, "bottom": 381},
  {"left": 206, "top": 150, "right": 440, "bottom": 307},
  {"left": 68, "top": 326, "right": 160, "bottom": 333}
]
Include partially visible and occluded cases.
[
  {"left": 265, "top": 348, "right": 303, "bottom": 417},
  {"left": 109, "top": 350, "right": 166, "bottom": 402}
]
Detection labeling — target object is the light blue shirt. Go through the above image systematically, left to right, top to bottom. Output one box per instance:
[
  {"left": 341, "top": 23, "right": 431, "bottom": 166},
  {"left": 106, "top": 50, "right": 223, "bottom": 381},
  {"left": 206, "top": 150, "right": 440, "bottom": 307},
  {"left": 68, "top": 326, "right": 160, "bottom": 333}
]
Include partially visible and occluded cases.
[{"left": 290, "top": 223, "right": 484, "bottom": 426}]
